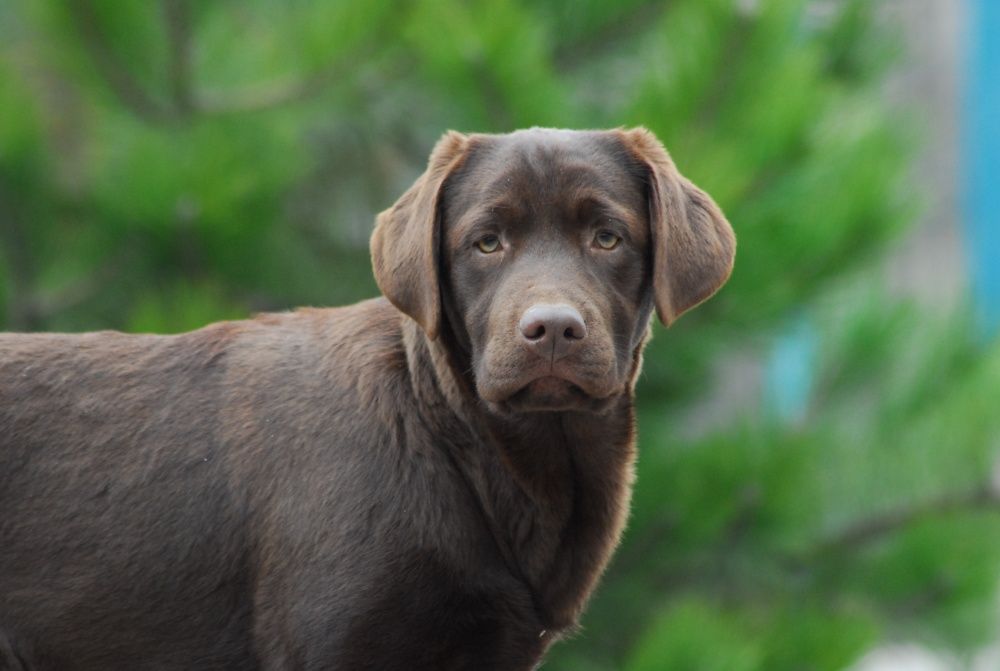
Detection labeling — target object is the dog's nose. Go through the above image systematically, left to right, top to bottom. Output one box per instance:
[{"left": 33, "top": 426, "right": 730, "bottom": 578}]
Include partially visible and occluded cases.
[{"left": 518, "top": 304, "right": 587, "bottom": 361}]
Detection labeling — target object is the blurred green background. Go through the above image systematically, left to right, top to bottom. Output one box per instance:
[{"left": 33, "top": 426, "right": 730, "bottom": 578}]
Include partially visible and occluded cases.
[{"left": 2, "top": 1, "right": 1000, "bottom": 669}]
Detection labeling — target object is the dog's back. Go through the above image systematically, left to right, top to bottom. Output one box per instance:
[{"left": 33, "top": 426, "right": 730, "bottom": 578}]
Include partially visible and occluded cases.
[
  {"left": 0, "top": 299, "right": 455, "bottom": 669},
  {"left": 1, "top": 320, "right": 252, "bottom": 666}
]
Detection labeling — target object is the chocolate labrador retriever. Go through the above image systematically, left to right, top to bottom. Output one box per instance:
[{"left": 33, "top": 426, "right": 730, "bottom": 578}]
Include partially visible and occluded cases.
[{"left": 0, "top": 127, "right": 734, "bottom": 670}]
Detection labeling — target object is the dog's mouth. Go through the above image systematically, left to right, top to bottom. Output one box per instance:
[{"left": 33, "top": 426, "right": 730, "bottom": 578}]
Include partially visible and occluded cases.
[
  {"left": 476, "top": 350, "right": 623, "bottom": 414},
  {"left": 492, "top": 371, "right": 624, "bottom": 414},
  {"left": 506, "top": 376, "right": 588, "bottom": 412}
]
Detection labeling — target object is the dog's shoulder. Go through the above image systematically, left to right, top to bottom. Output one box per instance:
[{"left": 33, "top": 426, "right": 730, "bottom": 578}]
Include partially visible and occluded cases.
[
  {"left": 222, "top": 297, "right": 408, "bottom": 396},
  {"left": 214, "top": 298, "right": 423, "bottom": 457}
]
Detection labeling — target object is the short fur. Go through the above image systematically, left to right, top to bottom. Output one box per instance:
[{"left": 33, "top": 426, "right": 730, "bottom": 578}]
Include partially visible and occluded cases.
[{"left": 0, "top": 127, "right": 734, "bottom": 670}]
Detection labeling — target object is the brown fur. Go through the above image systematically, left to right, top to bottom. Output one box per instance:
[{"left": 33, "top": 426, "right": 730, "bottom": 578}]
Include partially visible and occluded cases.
[{"left": 0, "top": 127, "right": 734, "bottom": 670}]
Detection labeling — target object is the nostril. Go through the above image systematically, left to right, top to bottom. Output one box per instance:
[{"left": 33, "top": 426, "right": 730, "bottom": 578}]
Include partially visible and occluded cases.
[
  {"left": 560, "top": 312, "right": 587, "bottom": 341},
  {"left": 523, "top": 324, "right": 545, "bottom": 340}
]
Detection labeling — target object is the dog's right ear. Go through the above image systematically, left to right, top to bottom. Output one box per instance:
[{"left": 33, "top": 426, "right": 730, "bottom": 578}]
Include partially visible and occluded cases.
[{"left": 371, "top": 131, "right": 469, "bottom": 340}]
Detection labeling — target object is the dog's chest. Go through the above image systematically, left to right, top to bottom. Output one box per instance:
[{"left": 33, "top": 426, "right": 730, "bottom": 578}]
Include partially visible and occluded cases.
[{"left": 299, "top": 542, "right": 549, "bottom": 670}]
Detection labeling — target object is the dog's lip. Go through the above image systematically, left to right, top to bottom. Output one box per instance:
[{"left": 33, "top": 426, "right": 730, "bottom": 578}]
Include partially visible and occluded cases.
[
  {"left": 479, "top": 363, "right": 615, "bottom": 402},
  {"left": 479, "top": 367, "right": 624, "bottom": 414},
  {"left": 507, "top": 368, "right": 614, "bottom": 402},
  {"left": 508, "top": 369, "right": 590, "bottom": 398},
  {"left": 505, "top": 375, "right": 588, "bottom": 412},
  {"left": 524, "top": 375, "right": 578, "bottom": 394}
]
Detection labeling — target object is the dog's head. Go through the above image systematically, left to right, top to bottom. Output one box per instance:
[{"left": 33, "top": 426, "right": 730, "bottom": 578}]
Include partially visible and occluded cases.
[{"left": 372, "top": 128, "right": 734, "bottom": 414}]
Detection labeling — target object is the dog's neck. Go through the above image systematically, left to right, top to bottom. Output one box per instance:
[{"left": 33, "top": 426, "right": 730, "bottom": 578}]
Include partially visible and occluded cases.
[{"left": 401, "top": 317, "right": 639, "bottom": 632}]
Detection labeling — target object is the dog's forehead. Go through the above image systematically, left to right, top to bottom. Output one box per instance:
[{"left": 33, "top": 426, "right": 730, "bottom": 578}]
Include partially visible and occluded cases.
[{"left": 446, "top": 129, "right": 644, "bottom": 222}]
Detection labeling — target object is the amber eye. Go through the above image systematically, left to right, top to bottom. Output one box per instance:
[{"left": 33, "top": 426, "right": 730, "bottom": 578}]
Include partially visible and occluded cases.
[
  {"left": 594, "top": 231, "right": 621, "bottom": 250},
  {"left": 476, "top": 235, "right": 502, "bottom": 254}
]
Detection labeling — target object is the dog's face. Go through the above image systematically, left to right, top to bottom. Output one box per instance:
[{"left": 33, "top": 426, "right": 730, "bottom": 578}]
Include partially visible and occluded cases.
[
  {"left": 372, "top": 128, "right": 735, "bottom": 415},
  {"left": 440, "top": 131, "right": 653, "bottom": 413}
]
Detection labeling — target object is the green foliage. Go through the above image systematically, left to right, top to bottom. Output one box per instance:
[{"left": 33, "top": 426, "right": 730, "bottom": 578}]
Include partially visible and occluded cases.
[
  {"left": 1, "top": 0, "right": 997, "bottom": 667},
  {"left": 625, "top": 600, "right": 763, "bottom": 671}
]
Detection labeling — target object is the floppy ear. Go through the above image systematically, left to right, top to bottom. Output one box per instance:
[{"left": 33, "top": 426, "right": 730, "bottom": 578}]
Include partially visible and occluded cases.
[
  {"left": 620, "top": 127, "right": 736, "bottom": 327},
  {"left": 370, "top": 131, "right": 469, "bottom": 340}
]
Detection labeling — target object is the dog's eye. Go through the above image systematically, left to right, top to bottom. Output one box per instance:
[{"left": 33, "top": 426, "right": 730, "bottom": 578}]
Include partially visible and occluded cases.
[
  {"left": 594, "top": 231, "right": 621, "bottom": 250},
  {"left": 476, "top": 235, "right": 502, "bottom": 254}
]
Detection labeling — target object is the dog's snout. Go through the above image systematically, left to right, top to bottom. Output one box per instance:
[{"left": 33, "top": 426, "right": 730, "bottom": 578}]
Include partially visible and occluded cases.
[{"left": 518, "top": 304, "right": 586, "bottom": 361}]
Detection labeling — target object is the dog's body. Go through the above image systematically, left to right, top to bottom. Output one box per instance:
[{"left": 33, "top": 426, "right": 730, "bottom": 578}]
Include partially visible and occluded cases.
[
  {"left": 0, "top": 128, "right": 734, "bottom": 670},
  {"left": 1, "top": 303, "right": 594, "bottom": 669}
]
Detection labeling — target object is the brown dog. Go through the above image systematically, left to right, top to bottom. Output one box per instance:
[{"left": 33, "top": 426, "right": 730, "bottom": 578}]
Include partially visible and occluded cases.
[{"left": 0, "top": 127, "right": 734, "bottom": 670}]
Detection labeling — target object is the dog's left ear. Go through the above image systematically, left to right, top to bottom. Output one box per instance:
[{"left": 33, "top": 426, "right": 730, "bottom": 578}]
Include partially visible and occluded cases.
[
  {"left": 619, "top": 127, "right": 736, "bottom": 327},
  {"left": 371, "top": 131, "right": 469, "bottom": 340}
]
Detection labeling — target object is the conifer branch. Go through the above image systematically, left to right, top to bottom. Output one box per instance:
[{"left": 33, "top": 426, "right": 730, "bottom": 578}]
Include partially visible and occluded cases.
[
  {"left": 66, "top": 0, "right": 174, "bottom": 123},
  {"left": 162, "top": 0, "right": 195, "bottom": 116},
  {"left": 551, "top": 1, "right": 668, "bottom": 71},
  {"left": 195, "top": 71, "right": 337, "bottom": 117},
  {"left": 0, "top": 179, "right": 41, "bottom": 330},
  {"left": 808, "top": 482, "right": 1000, "bottom": 558}
]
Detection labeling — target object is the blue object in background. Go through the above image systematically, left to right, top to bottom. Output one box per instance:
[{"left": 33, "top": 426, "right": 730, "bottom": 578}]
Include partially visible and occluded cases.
[
  {"left": 965, "top": 0, "right": 1000, "bottom": 334},
  {"left": 765, "top": 316, "right": 816, "bottom": 423}
]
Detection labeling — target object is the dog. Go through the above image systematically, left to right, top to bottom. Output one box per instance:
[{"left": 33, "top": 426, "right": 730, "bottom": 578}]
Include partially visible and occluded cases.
[{"left": 0, "top": 127, "right": 734, "bottom": 670}]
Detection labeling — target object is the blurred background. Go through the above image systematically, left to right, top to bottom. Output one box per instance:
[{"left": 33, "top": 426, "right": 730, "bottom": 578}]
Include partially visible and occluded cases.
[{"left": 1, "top": 0, "right": 998, "bottom": 668}]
